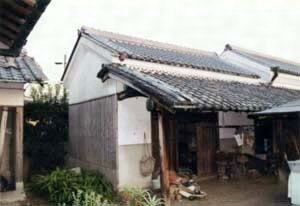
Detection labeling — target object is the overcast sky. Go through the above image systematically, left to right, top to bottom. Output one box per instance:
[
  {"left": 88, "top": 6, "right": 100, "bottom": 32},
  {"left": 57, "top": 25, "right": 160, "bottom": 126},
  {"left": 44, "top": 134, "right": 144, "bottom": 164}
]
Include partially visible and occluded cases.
[{"left": 25, "top": 0, "right": 300, "bottom": 82}]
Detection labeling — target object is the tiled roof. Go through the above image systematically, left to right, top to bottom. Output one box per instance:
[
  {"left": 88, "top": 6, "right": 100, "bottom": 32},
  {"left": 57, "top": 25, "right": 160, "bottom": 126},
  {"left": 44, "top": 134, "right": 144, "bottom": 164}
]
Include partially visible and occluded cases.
[
  {"left": 80, "top": 27, "right": 258, "bottom": 78},
  {"left": 225, "top": 44, "right": 300, "bottom": 76},
  {"left": 0, "top": 54, "right": 47, "bottom": 83},
  {"left": 99, "top": 64, "right": 300, "bottom": 112},
  {"left": 253, "top": 99, "right": 300, "bottom": 116}
]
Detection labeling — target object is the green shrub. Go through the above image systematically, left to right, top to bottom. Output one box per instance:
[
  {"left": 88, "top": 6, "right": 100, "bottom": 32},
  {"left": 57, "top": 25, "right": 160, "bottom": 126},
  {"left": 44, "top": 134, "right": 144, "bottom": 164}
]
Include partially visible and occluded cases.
[
  {"left": 24, "top": 84, "right": 68, "bottom": 173},
  {"left": 29, "top": 168, "right": 115, "bottom": 204}
]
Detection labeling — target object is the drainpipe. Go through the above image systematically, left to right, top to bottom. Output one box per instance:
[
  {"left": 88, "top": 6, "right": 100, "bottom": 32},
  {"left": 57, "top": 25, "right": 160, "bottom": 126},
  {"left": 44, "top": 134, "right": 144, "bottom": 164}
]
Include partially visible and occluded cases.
[{"left": 268, "top": 66, "right": 279, "bottom": 86}]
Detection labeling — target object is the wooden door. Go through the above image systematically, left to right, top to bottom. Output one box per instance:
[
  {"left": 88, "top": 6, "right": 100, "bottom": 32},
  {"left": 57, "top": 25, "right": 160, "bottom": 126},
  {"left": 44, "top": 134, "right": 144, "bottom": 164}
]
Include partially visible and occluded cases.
[{"left": 196, "top": 123, "right": 219, "bottom": 176}]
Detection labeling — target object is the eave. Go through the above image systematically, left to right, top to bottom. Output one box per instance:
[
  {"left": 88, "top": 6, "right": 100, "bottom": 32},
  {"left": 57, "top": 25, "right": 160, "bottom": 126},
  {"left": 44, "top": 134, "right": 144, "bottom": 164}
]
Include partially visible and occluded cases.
[{"left": 0, "top": 0, "right": 51, "bottom": 56}]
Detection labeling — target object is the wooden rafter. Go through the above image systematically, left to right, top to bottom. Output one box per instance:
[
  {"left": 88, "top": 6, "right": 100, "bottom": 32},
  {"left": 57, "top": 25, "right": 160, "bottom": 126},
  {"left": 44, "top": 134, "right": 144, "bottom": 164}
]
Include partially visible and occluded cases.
[
  {"left": 3, "top": 0, "right": 33, "bottom": 16},
  {"left": 22, "top": 0, "right": 37, "bottom": 8},
  {"left": 0, "top": 8, "right": 26, "bottom": 25},
  {"left": 0, "top": 18, "right": 21, "bottom": 33},
  {"left": 0, "top": 26, "right": 18, "bottom": 40},
  {"left": 0, "top": 34, "right": 13, "bottom": 47}
]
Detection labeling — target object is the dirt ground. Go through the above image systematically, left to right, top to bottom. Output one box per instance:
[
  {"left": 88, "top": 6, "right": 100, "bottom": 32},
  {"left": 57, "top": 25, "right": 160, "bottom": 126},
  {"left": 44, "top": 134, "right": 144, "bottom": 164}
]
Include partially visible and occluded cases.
[
  {"left": 1, "top": 176, "right": 290, "bottom": 206},
  {"left": 172, "top": 176, "right": 290, "bottom": 206}
]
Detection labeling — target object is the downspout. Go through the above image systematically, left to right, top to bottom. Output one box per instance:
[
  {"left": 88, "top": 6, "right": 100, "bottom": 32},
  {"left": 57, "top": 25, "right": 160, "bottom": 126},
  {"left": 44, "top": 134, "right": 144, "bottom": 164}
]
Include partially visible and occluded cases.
[{"left": 268, "top": 66, "right": 279, "bottom": 86}]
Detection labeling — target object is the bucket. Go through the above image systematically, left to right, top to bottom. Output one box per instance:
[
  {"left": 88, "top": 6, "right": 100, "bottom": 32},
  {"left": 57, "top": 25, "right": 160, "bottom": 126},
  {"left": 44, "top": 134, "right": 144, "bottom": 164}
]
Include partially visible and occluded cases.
[
  {"left": 288, "top": 160, "right": 300, "bottom": 172},
  {"left": 152, "top": 177, "right": 161, "bottom": 190}
]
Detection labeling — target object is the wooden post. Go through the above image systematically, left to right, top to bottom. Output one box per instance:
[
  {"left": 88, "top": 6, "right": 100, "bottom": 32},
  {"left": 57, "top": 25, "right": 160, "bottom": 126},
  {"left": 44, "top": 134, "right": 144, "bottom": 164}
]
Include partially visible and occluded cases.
[
  {"left": 0, "top": 106, "right": 8, "bottom": 166},
  {"left": 15, "top": 107, "right": 24, "bottom": 190},
  {"left": 158, "top": 112, "right": 170, "bottom": 205}
]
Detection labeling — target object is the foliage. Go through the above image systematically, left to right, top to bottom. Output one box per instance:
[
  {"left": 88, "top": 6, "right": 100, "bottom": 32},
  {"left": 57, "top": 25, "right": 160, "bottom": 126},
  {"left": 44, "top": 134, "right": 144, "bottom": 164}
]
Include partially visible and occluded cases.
[
  {"left": 24, "top": 84, "right": 68, "bottom": 172},
  {"left": 29, "top": 168, "right": 115, "bottom": 204},
  {"left": 121, "top": 187, "right": 164, "bottom": 206},
  {"left": 121, "top": 187, "right": 146, "bottom": 206},
  {"left": 71, "top": 190, "right": 113, "bottom": 206},
  {"left": 143, "top": 192, "right": 164, "bottom": 206}
]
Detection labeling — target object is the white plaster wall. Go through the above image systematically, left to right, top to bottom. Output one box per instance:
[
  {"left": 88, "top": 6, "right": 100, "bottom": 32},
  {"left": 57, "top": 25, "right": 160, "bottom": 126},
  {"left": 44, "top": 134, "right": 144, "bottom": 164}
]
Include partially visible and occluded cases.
[
  {"left": 63, "top": 38, "right": 123, "bottom": 104},
  {"left": 273, "top": 73, "right": 300, "bottom": 90},
  {"left": 0, "top": 85, "right": 24, "bottom": 106},
  {"left": 117, "top": 97, "right": 152, "bottom": 188},
  {"left": 118, "top": 97, "right": 151, "bottom": 145},
  {"left": 218, "top": 111, "right": 253, "bottom": 139},
  {"left": 118, "top": 144, "right": 152, "bottom": 188}
]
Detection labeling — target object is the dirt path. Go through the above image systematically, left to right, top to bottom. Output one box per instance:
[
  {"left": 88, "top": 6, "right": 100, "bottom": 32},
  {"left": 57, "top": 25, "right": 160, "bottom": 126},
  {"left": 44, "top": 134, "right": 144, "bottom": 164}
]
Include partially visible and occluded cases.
[{"left": 172, "top": 176, "right": 290, "bottom": 206}]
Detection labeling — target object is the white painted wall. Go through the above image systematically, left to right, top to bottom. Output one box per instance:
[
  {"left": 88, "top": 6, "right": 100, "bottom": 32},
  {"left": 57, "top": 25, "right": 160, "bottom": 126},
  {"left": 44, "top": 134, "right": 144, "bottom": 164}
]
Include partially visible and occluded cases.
[
  {"left": 63, "top": 37, "right": 123, "bottom": 104},
  {"left": 221, "top": 50, "right": 300, "bottom": 91},
  {"left": 273, "top": 73, "right": 300, "bottom": 90},
  {"left": 0, "top": 83, "right": 24, "bottom": 106},
  {"left": 117, "top": 97, "right": 152, "bottom": 188},
  {"left": 118, "top": 97, "right": 151, "bottom": 145},
  {"left": 218, "top": 111, "right": 253, "bottom": 139},
  {"left": 118, "top": 144, "right": 152, "bottom": 188}
]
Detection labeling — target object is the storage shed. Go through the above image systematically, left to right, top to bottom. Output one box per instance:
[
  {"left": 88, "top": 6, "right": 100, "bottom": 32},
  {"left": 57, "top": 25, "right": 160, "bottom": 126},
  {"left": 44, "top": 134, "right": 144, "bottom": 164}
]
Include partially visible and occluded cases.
[
  {"left": 62, "top": 27, "right": 300, "bottom": 199},
  {"left": 0, "top": 54, "right": 47, "bottom": 201}
]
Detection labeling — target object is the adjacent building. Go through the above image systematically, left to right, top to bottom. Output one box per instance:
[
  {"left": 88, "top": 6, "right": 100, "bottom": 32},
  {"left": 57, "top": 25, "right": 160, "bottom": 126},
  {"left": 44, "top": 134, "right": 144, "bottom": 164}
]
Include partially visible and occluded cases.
[{"left": 62, "top": 27, "right": 300, "bottom": 192}]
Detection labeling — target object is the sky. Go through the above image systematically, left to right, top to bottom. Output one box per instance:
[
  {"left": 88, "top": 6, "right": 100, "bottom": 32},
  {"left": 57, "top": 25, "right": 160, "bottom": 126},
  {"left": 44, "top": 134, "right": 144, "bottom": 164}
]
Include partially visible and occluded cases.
[{"left": 25, "top": 0, "right": 300, "bottom": 82}]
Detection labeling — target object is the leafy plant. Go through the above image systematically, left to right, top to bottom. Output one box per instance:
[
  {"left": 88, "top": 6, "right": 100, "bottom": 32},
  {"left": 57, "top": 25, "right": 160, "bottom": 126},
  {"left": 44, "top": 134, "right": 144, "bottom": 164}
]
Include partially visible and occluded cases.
[
  {"left": 29, "top": 168, "right": 115, "bottom": 204},
  {"left": 29, "top": 168, "right": 79, "bottom": 203},
  {"left": 121, "top": 187, "right": 146, "bottom": 206},
  {"left": 121, "top": 188, "right": 163, "bottom": 206},
  {"left": 71, "top": 190, "right": 113, "bottom": 206},
  {"left": 143, "top": 192, "right": 164, "bottom": 206}
]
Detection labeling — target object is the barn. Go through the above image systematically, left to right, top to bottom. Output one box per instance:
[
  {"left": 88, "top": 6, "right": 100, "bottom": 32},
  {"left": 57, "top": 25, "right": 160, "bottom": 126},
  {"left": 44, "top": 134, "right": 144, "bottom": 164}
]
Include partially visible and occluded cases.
[{"left": 62, "top": 27, "right": 300, "bottom": 197}]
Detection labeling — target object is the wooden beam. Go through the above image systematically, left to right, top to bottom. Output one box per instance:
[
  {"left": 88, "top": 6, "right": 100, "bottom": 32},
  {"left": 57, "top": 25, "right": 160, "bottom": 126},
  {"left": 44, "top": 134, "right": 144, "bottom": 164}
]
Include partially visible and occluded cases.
[
  {"left": 3, "top": 0, "right": 32, "bottom": 16},
  {"left": 22, "top": 0, "right": 36, "bottom": 8},
  {"left": 0, "top": 8, "right": 26, "bottom": 25},
  {"left": 0, "top": 18, "right": 21, "bottom": 33},
  {"left": 0, "top": 26, "right": 18, "bottom": 40},
  {"left": 0, "top": 35, "right": 13, "bottom": 47},
  {"left": 0, "top": 107, "right": 8, "bottom": 167},
  {"left": 15, "top": 107, "right": 24, "bottom": 186},
  {"left": 158, "top": 112, "right": 170, "bottom": 205}
]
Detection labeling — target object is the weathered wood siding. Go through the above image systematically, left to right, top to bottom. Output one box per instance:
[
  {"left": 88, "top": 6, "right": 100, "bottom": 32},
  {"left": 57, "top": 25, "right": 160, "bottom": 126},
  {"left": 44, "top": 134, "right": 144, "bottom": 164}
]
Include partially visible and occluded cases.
[{"left": 68, "top": 95, "right": 118, "bottom": 186}]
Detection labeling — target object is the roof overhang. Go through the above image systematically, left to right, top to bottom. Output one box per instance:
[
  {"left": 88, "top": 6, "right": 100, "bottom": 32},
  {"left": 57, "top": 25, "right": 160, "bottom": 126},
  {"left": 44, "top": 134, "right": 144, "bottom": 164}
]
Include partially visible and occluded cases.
[
  {"left": 0, "top": 0, "right": 51, "bottom": 56},
  {"left": 250, "top": 99, "right": 300, "bottom": 118}
]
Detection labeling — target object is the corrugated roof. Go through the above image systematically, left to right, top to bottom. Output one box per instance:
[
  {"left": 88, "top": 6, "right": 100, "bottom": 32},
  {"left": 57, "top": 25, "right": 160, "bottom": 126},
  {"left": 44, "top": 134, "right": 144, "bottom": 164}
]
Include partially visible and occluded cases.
[
  {"left": 0, "top": 0, "right": 51, "bottom": 56},
  {"left": 77, "top": 27, "right": 259, "bottom": 79},
  {"left": 225, "top": 44, "right": 300, "bottom": 76},
  {"left": 0, "top": 54, "right": 47, "bottom": 83},
  {"left": 99, "top": 64, "right": 300, "bottom": 112},
  {"left": 253, "top": 99, "right": 300, "bottom": 115}
]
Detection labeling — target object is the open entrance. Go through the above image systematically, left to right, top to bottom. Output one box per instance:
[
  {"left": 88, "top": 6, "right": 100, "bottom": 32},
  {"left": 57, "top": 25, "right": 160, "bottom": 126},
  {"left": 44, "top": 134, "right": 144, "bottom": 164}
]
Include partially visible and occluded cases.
[{"left": 151, "top": 111, "right": 219, "bottom": 177}]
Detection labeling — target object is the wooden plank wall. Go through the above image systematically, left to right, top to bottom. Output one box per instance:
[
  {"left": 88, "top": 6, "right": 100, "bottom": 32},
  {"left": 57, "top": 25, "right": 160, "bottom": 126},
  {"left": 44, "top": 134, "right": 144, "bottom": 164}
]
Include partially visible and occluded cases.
[{"left": 68, "top": 95, "right": 118, "bottom": 186}]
